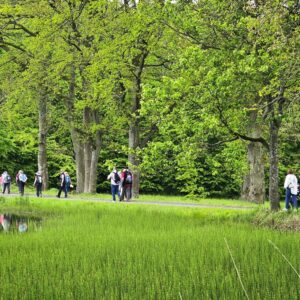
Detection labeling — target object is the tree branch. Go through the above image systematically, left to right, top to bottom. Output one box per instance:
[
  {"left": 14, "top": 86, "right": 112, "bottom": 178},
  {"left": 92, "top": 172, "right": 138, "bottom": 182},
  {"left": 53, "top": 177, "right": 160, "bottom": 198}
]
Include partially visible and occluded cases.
[{"left": 215, "top": 103, "right": 270, "bottom": 150}]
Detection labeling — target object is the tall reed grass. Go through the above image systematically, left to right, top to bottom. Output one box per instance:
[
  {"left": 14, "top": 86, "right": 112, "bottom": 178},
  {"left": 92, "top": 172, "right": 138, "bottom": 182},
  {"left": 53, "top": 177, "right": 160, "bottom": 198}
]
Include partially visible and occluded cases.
[{"left": 0, "top": 198, "right": 299, "bottom": 299}]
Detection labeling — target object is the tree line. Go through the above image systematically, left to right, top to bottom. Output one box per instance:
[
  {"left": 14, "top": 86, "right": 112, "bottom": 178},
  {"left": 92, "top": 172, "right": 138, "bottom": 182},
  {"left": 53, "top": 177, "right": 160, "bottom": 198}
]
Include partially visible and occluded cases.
[{"left": 0, "top": 0, "right": 299, "bottom": 210}]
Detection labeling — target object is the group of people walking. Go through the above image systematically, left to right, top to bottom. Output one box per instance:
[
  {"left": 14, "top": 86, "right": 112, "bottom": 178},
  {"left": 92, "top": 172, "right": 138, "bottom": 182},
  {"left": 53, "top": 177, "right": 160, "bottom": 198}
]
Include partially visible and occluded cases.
[
  {"left": 1, "top": 166, "right": 297, "bottom": 207},
  {"left": 107, "top": 167, "right": 133, "bottom": 202},
  {"left": 0, "top": 170, "right": 43, "bottom": 196},
  {"left": 0, "top": 170, "right": 73, "bottom": 198}
]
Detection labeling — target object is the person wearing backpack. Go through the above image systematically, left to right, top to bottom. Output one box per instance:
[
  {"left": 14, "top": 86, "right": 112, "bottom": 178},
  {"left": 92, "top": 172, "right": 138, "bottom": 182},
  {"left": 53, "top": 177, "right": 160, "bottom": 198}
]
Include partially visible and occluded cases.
[
  {"left": 107, "top": 167, "right": 121, "bottom": 202},
  {"left": 120, "top": 167, "right": 133, "bottom": 202},
  {"left": 283, "top": 168, "right": 298, "bottom": 211},
  {"left": 18, "top": 170, "right": 27, "bottom": 196},
  {"left": 2, "top": 171, "right": 11, "bottom": 194},
  {"left": 33, "top": 171, "right": 43, "bottom": 197},
  {"left": 57, "top": 171, "right": 69, "bottom": 198},
  {"left": 64, "top": 172, "right": 72, "bottom": 194}
]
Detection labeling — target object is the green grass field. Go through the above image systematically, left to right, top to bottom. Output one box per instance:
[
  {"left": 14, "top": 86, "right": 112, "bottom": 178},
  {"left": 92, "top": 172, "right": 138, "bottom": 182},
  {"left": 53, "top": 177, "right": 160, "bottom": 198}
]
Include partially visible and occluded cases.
[{"left": 0, "top": 197, "right": 299, "bottom": 299}]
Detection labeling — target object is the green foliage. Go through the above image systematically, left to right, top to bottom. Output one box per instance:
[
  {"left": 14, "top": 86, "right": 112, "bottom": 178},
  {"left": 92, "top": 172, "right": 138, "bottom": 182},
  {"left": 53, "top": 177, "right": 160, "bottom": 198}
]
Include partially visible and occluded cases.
[{"left": 0, "top": 0, "right": 298, "bottom": 197}]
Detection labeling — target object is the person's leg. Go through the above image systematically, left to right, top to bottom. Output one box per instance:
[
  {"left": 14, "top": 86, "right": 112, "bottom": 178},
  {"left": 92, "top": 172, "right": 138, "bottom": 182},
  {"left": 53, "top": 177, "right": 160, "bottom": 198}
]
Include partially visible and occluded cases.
[
  {"left": 20, "top": 182, "right": 24, "bottom": 196},
  {"left": 2, "top": 183, "right": 6, "bottom": 194},
  {"left": 7, "top": 183, "right": 10, "bottom": 194},
  {"left": 39, "top": 183, "right": 42, "bottom": 197},
  {"left": 36, "top": 184, "right": 41, "bottom": 197},
  {"left": 111, "top": 184, "right": 115, "bottom": 201},
  {"left": 64, "top": 185, "right": 68, "bottom": 198},
  {"left": 112, "top": 185, "right": 117, "bottom": 201},
  {"left": 118, "top": 185, "right": 121, "bottom": 200},
  {"left": 57, "top": 186, "right": 62, "bottom": 197},
  {"left": 120, "top": 186, "right": 125, "bottom": 201},
  {"left": 125, "top": 186, "right": 130, "bottom": 201},
  {"left": 285, "top": 188, "right": 291, "bottom": 209},
  {"left": 292, "top": 194, "right": 298, "bottom": 209}
]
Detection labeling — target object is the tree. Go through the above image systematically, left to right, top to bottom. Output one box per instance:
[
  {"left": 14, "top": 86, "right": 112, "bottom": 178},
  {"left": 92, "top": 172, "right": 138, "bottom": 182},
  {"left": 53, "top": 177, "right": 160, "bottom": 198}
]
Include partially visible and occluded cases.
[{"left": 163, "top": 0, "right": 299, "bottom": 209}]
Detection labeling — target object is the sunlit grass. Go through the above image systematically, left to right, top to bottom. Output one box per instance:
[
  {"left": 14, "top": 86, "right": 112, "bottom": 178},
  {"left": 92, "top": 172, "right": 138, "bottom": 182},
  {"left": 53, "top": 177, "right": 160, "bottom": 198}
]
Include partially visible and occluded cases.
[{"left": 0, "top": 198, "right": 299, "bottom": 299}]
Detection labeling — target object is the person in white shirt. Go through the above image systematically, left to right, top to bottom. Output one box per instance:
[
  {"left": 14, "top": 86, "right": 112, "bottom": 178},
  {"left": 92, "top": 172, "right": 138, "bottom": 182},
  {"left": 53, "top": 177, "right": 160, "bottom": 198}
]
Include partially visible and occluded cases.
[
  {"left": 107, "top": 167, "right": 121, "bottom": 202},
  {"left": 283, "top": 169, "right": 298, "bottom": 210}
]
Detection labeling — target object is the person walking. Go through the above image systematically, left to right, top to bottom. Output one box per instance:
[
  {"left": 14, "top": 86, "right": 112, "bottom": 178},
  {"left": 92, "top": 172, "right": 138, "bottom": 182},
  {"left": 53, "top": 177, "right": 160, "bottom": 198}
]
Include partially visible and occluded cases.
[
  {"left": 107, "top": 167, "right": 121, "bottom": 202},
  {"left": 120, "top": 167, "right": 133, "bottom": 202},
  {"left": 284, "top": 169, "right": 298, "bottom": 211},
  {"left": 16, "top": 170, "right": 21, "bottom": 193},
  {"left": 18, "top": 170, "right": 27, "bottom": 196},
  {"left": 2, "top": 171, "right": 11, "bottom": 194},
  {"left": 33, "top": 171, "right": 43, "bottom": 197},
  {"left": 57, "top": 171, "right": 71, "bottom": 198},
  {"left": 64, "top": 171, "right": 72, "bottom": 195}
]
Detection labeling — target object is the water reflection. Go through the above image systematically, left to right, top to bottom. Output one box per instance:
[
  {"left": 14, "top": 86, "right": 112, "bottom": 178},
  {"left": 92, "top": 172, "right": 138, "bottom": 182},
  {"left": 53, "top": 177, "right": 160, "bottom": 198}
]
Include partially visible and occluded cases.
[{"left": 0, "top": 214, "right": 42, "bottom": 233}]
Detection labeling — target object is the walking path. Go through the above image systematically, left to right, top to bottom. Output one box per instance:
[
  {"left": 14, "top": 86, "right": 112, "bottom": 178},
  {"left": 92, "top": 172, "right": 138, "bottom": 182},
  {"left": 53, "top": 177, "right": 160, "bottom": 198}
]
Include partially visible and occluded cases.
[{"left": 1, "top": 193, "right": 255, "bottom": 210}]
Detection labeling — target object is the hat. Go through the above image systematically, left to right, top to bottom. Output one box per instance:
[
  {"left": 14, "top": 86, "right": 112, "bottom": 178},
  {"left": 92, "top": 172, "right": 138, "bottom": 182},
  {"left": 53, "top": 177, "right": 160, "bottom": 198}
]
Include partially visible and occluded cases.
[{"left": 36, "top": 171, "right": 41, "bottom": 175}]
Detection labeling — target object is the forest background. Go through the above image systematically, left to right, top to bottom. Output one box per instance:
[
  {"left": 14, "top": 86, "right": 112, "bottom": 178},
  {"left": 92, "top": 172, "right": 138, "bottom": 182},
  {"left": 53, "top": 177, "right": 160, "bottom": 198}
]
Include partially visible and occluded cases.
[{"left": 0, "top": 0, "right": 299, "bottom": 210}]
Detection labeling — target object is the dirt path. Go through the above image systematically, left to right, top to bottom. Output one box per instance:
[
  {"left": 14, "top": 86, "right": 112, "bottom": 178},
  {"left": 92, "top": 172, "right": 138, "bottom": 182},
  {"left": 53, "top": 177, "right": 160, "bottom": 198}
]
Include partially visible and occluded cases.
[{"left": 1, "top": 193, "right": 255, "bottom": 210}]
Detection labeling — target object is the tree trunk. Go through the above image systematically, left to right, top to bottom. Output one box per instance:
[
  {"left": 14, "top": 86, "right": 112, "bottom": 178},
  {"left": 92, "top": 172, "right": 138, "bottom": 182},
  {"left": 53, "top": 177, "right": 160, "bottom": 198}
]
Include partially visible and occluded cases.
[
  {"left": 128, "top": 50, "right": 148, "bottom": 199},
  {"left": 66, "top": 64, "right": 85, "bottom": 193},
  {"left": 268, "top": 88, "right": 285, "bottom": 211},
  {"left": 38, "top": 90, "right": 48, "bottom": 189},
  {"left": 83, "top": 107, "right": 92, "bottom": 193},
  {"left": 241, "top": 111, "right": 265, "bottom": 203},
  {"left": 88, "top": 112, "right": 102, "bottom": 193},
  {"left": 269, "top": 118, "right": 280, "bottom": 210},
  {"left": 129, "top": 120, "right": 140, "bottom": 199},
  {"left": 72, "top": 132, "right": 85, "bottom": 193},
  {"left": 84, "top": 141, "right": 92, "bottom": 193},
  {"left": 248, "top": 142, "right": 265, "bottom": 203}
]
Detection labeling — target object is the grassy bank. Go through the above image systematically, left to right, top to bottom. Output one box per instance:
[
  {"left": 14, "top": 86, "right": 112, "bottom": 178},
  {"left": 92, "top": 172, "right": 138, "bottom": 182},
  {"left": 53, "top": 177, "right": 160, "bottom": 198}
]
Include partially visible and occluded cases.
[{"left": 0, "top": 197, "right": 299, "bottom": 299}]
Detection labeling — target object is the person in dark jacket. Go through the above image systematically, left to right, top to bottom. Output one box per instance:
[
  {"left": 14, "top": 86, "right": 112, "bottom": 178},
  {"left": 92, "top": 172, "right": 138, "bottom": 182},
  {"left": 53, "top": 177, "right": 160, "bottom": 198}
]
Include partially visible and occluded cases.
[
  {"left": 120, "top": 167, "right": 133, "bottom": 202},
  {"left": 2, "top": 171, "right": 11, "bottom": 194},
  {"left": 33, "top": 171, "right": 43, "bottom": 197}
]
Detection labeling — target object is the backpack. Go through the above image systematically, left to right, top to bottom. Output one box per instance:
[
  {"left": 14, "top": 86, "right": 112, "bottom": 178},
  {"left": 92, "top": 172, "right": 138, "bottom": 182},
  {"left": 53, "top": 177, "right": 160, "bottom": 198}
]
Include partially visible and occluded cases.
[
  {"left": 125, "top": 171, "right": 132, "bottom": 184},
  {"left": 113, "top": 172, "right": 121, "bottom": 183},
  {"left": 19, "top": 173, "right": 27, "bottom": 183},
  {"left": 3, "top": 174, "right": 11, "bottom": 183},
  {"left": 6, "top": 175, "right": 11, "bottom": 183},
  {"left": 37, "top": 175, "right": 42, "bottom": 183},
  {"left": 65, "top": 175, "right": 71, "bottom": 184}
]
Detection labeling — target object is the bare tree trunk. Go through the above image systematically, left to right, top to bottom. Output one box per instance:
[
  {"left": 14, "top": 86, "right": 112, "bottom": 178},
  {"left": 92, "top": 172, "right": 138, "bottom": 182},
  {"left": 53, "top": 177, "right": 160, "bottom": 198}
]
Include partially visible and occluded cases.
[
  {"left": 128, "top": 49, "right": 148, "bottom": 199},
  {"left": 66, "top": 64, "right": 85, "bottom": 193},
  {"left": 268, "top": 89, "right": 284, "bottom": 211},
  {"left": 38, "top": 90, "right": 48, "bottom": 189},
  {"left": 83, "top": 108, "right": 92, "bottom": 193},
  {"left": 241, "top": 110, "right": 265, "bottom": 203},
  {"left": 88, "top": 112, "right": 102, "bottom": 193},
  {"left": 241, "top": 115, "right": 264, "bottom": 203},
  {"left": 129, "top": 119, "right": 140, "bottom": 199},
  {"left": 269, "top": 119, "right": 280, "bottom": 210},
  {"left": 72, "top": 132, "right": 85, "bottom": 193},
  {"left": 84, "top": 142, "right": 92, "bottom": 192},
  {"left": 248, "top": 142, "right": 265, "bottom": 203},
  {"left": 88, "top": 146, "right": 100, "bottom": 193},
  {"left": 241, "top": 174, "right": 250, "bottom": 199}
]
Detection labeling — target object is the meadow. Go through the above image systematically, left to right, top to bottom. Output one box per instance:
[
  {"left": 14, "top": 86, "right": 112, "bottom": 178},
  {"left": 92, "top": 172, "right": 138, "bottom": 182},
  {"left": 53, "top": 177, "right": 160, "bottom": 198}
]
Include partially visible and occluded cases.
[{"left": 0, "top": 197, "right": 299, "bottom": 300}]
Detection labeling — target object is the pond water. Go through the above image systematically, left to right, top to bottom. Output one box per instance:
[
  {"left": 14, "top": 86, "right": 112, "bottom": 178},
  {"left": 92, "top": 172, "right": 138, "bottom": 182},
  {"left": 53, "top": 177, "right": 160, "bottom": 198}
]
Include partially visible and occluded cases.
[{"left": 0, "top": 213, "right": 42, "bottom": 233}]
